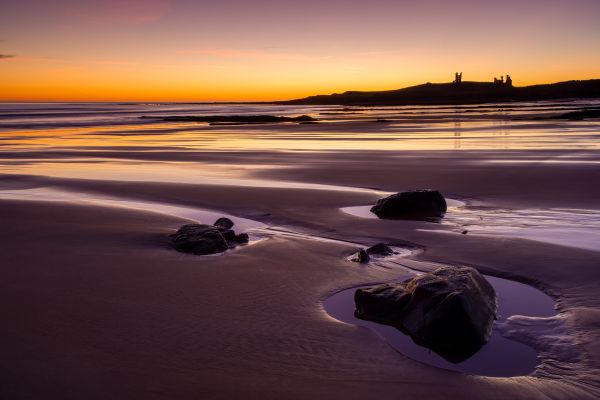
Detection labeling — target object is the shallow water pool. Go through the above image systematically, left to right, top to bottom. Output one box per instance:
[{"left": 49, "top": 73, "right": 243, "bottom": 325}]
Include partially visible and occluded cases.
[{"left": 323, "top": 273, "right": 555, "bottom": 377}]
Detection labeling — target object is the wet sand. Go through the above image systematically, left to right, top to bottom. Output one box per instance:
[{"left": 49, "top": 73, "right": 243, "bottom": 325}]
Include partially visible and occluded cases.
[{"left": 1, "top": 103, "right": 600, "bottom": 399}]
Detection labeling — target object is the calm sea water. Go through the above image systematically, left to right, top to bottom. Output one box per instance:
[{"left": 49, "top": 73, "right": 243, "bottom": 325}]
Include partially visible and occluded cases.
[{"left": 1, "top": 101, "right": 600, "bottom": 152}]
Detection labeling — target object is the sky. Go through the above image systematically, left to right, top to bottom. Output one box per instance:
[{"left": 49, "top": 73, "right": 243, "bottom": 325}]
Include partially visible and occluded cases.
[{"left": 1, "top": 0, "right": 599, "bottom": 101}]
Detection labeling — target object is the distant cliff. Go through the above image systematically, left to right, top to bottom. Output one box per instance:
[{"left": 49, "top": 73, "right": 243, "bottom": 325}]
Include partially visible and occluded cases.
[{"left": 281, "top": 79, "right": 600, "bottom": 106}]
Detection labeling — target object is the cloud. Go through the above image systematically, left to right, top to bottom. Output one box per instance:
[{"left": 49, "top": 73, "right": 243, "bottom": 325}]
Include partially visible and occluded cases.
[{"left": 0, "top": 54, "right": 16, "bottom": 59}]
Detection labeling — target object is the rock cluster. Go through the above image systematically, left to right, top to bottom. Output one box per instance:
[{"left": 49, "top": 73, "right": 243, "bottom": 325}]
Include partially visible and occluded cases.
[
  {"left": 171, "top": 218, "right": 249, "bottom": 255},
  {"left": 348, "top": 243, "right": 397, "bottom": 263}
]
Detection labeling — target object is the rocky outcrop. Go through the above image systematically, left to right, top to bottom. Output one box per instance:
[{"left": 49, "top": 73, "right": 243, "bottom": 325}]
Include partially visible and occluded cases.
[
  {"left": 370, "top": 190, "right": 447, "bottom": 220},
  {"left": 171, "top": 218, "right": 249, "bottom": 255},
  {"left": 355, "top": 266, "right": 497, "bottom": 362}
]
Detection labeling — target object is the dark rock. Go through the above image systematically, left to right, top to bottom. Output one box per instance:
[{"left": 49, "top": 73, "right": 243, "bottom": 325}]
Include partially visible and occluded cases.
[
  {"left": 370, "top": 190, "right": 447, "bottom": 220},
  {"left": 171, "top": 217, "right": 250, "bottom": 255},
  {"left": 214, "top": 217, "right": 234, "bottom": 230},
  {"left": 171, "top": 224, "right": 229, "bottom": 255},
  {"left": 217, "top": 228, "right": 237, "bottom": 243},
  {"left": 235, "top": 233, "right": 249, "bottom": 244},
  {"left": 366, "top": 243, "right": 395, "bottom": 256},
  {"left": 348, "top": 249, "right": 370, "bottom": 263},
  {"left": 355, "top": 266, "right": 497, "bottom": 362}
]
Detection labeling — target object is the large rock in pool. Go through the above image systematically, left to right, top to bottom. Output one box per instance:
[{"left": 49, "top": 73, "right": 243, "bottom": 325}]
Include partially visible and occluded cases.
[
  {"left": 370, "top": 190, "right": 447, "bottom": 220},
  {"left": 171, "top": 218, "right": 249, "bottom": 255},
  {"left": 354, "top": 266, "right": 497, "bottom": 362}
]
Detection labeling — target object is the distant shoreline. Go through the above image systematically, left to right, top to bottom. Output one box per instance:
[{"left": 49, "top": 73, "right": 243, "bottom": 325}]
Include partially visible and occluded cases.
[{"left": 280, "top": 79, "right": 600, "bottom": 106}]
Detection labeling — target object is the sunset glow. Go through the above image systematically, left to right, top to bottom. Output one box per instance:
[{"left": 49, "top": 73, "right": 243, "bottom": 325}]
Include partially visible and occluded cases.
[{"left": 1, "top": 0, "right": 599, "bottom": 101}]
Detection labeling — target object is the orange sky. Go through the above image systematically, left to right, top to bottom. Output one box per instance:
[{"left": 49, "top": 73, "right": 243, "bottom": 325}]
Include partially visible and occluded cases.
[{"left": 1, "top": 0, "right": 599, "bottom": 102}]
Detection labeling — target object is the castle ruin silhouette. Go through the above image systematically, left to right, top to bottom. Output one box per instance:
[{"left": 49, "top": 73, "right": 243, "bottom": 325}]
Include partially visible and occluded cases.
[{"left": 454, "top": 72, "right": 513, "bottom": 87}]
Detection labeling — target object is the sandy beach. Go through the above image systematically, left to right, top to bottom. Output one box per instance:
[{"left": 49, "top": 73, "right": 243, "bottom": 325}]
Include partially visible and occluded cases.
[{"left": 1, "top": 103, "right": 600, "bottom": 399}]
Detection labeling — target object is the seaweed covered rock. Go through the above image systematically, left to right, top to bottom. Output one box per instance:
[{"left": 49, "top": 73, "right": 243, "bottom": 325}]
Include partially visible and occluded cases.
[
  {"left": 370, "top": 190, "right": 447, "bottom": 220},
  {"left": 171, "top": 218, "right": 249, "bottom": 255},
  {"left": 355, "top": 266, "right": 497, "bottom": 362}
]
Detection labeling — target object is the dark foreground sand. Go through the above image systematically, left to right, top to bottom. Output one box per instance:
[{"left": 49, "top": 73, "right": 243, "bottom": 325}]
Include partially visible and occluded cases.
[{"left": 1, "top": 150, "right": 600, "bottom": 399}]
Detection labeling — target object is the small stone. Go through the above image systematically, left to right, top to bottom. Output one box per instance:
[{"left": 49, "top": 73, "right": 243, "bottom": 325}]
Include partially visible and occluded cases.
[
  {"left": 214, "top": 217, "right": 234, "bottom": 230},
  {"left": 349, "top": 249, "right": 370, "bottom": 263}
]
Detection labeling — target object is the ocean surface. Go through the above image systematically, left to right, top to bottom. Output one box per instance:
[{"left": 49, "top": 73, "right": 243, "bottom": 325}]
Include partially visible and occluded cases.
[{"left": 1, "top": 101, "right": 600, "bottom": 153}]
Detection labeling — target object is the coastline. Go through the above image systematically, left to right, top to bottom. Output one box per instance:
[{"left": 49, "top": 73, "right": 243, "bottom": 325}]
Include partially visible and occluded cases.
[{"left": 281, "top": 79, "right": 600, "bottom": 106}]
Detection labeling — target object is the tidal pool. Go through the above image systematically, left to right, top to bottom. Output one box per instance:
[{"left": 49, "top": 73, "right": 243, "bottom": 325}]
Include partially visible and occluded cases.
[{"left": 323, "top": 274, "right": 556, "bottom": 377}]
